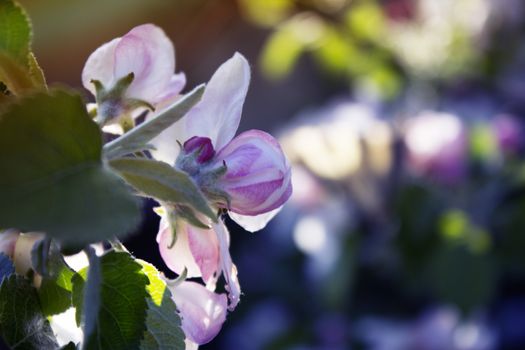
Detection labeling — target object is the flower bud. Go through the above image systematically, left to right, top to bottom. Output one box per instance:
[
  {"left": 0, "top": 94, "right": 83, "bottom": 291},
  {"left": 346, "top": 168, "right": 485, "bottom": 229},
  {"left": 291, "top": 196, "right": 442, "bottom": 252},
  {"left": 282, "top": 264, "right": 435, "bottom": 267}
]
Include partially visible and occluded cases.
[
  {"left": 211, "top": 130, "right": 292, "bottom": 216},
  {"left": 184, "top": 136, "right": 216, "bottom": 163}
]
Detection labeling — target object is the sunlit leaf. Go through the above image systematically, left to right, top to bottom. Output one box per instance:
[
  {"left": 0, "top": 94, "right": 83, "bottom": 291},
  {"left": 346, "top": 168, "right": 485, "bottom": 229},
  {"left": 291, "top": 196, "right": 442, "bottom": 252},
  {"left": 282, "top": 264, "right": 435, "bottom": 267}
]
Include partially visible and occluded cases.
[
  {"left": 72, "top": 251, "right": 148, "bottom": 350},
  {"left": 139, "top": 260, "right": 185, "bottom": 350}
]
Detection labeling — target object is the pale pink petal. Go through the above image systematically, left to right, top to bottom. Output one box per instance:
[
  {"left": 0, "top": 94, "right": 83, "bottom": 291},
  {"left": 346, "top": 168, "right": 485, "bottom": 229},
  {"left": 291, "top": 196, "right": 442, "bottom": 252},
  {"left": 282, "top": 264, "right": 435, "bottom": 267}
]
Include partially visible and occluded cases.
[
  {"left": 114, "top": 24, "right": 175, "bottom": 102},
  {"left": 81, "top": 38, "right": 120, "bottom": 96},
  {"left": 184, "top": 53, "right": 250, "bottom": 150},
  {"left": 155, "top": 73, "right": 187, "bottom": 106},
  {"left": 228, "top": 206, "right": 282, "bottom": 233},
  {"left": 157, "top": 215, "right": 201, "bottom": 278},
  {"left": 213, "top": 222, "right": 241, "bottom": 310},
  {"left": 186, "top": 223, "right": 220, "bottom": 283},
  {"left": 170, "top": 281, "right": 228, "bottom": 345}
]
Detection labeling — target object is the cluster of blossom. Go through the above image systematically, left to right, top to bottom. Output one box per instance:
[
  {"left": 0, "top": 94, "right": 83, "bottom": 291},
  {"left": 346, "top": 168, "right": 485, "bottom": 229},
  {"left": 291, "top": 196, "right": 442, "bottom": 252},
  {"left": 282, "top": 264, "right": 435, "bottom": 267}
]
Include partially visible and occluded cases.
[{"left": 2, "top": 24, "right": 292, "bottom": 349}]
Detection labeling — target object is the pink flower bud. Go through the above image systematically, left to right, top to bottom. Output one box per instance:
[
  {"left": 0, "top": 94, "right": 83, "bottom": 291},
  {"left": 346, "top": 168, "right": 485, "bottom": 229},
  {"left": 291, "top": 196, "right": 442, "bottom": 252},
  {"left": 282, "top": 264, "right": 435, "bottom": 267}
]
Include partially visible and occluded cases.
[
  {"left": 213, "top": 130, "right": 292, "bottom": 216},
  {"left": 183, "top": 136, "right": 215, "bottom": 163}
]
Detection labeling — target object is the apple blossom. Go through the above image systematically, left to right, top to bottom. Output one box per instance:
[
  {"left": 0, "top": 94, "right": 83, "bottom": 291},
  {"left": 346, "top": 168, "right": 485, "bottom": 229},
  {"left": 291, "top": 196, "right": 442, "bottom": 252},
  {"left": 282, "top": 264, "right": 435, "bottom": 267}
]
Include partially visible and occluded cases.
[
  {"left": 82, "top": 24, "right": 185, "bottom": 126},
  {"left": 150, "top": 52, "right": 291, "bottom": 344}
]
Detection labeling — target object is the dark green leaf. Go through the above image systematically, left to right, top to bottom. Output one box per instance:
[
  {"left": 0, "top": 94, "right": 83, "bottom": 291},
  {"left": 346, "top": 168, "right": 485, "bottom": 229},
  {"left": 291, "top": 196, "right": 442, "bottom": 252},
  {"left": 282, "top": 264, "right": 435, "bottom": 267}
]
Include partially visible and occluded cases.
[
  {"left": 103, "top": 85, "right": 205, "bottom": 158},
  {"left": 0, "top": 89, "right": 141, "bottom": 245},
  {"left": 110, "top": 158, "right": 216, "bottom": 221},
  {"left": 72, "top": 251, "right": 149, "bottom": 350},
  {"left": 139, "top": 260, "right": 185, "bottom": 350},
  {"left": 0, "top": 275, "right": 59, "bottom": 349}
]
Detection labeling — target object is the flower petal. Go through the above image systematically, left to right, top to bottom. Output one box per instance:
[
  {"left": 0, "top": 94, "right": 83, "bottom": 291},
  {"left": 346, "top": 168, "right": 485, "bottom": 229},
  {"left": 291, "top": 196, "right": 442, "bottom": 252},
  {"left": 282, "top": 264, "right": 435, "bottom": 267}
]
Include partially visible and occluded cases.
[
  {"left": 114, "top": 24, "right": 175, "bottom": 102},
  {"left": 82, "top": 37, "right": 120, "bottom": 96},
  {"left": 184, "top": 52, "right": 250, "bottom": 150},
  {"left": 214, "top": 130, "right": 293, "bottom": 215},
  {"left": 228, "top": 206, "right": 282, "bottom": 233},
  {"left": 157, "top": 215, "right": 201, "bottom": 278},
  {"left": 213, "top": 221, "right": 241, "bottom": 310},
  {"left": 186, "top": 222, "right": 220, "bottom": 283},
  {"left": 170, "top": 281, "right": 228, "bottom": 345}
]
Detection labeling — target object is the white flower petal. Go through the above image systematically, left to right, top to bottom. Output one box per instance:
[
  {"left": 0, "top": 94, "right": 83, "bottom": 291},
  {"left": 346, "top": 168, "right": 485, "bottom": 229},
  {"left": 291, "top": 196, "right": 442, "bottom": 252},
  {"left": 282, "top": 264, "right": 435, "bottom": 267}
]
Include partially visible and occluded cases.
[
  {"left": 114, "top": 24, "right": 175, "bottom": 102},
  {"left": 81, "top": 38, "right": 120, "bottom": 96},
  {"left": 184, "top": 52, "right": 250, "bottom": 150},
  {"left": 228, "top": 206, "right": 283, "bottom": 233},
  {"left": 213, "top": 221, "right": 241, "bottom": 310}
]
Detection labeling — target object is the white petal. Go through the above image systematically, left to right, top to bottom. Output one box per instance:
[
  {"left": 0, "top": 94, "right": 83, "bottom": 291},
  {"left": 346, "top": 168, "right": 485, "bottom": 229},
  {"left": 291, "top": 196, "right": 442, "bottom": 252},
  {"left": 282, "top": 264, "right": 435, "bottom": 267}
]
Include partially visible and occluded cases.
[
  {"left": 114, "top": 24, "right": 175, "bottom": 102},
  {"left": 82, "top": 38, "right": 120, "bottom": 96},
  {"left": 184, "top": 52, "right": 250, "bottom": 150},
  {"left": 148, "top": 118, "right": 185, "bottom": 165},
  {"left": 229, "top": 206, "right": 282, "bottom": 232},
  {"left": 213, "top": 221, "right": 241, "bottom": 310},
  {"left": 170, "top": 281, "right": 228, "bottom": 345}
]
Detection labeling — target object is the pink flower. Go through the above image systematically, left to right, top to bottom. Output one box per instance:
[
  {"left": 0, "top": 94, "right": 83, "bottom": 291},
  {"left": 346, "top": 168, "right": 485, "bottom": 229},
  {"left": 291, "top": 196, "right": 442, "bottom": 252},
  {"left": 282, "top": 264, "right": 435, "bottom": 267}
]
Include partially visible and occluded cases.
[
  {"left": 82, "top": 24, "right": 185, "bottom": 124},
  {"left": 151, "top": 52, "right": 292, "bottom": 344},
  {"left": 151, "top": 53, "right": 292, "bottom": 229},
  {"left": 212, "top": 130, "right": 292, "bottom": 216},
  {"left": 168, "top": 281, "right": 228, "bottom": 346}
]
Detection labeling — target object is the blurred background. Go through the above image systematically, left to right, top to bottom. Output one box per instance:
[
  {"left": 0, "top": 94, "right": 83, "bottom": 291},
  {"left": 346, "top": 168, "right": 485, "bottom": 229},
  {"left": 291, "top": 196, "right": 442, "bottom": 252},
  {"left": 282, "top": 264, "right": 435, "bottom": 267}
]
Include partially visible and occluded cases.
[{"left": 19, "top": 0, "right": 525, "bottom": 349}]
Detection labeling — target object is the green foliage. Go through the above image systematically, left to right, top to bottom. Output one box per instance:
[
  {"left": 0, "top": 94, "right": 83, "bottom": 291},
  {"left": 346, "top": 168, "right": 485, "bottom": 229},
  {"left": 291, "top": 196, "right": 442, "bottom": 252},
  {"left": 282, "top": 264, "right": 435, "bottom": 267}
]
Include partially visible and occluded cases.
[
  {"left": 0, "top": 0, "right": 45, "bottom": 93},
  {"left": 0, "top": 0, "right": 31, "bottom": 63},
  {"left": 104, "top": 85, "right": 205, "bottom": 159},
  {"left": 0, "top": 89, "right": 141, "bottom": 245},
  {"left": 109, "top": 157, "right": 216, "bottom": 221},
  {"left": 32, "top": 240, "right": 76, "bottom": 316},
  {"left": 72, "top": 251, "right": 149, "bottom": 350},
  {"left": 139, "top": 260, "right": 185, "bottom": 350},
  {"left": 0, "top": 275, "right": 59, "bottom": 349}
]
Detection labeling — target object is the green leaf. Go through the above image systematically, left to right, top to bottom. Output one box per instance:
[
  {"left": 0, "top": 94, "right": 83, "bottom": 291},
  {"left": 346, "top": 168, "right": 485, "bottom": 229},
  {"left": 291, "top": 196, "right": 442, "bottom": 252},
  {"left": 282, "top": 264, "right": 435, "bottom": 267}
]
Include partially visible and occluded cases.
[
  {"left": 0, "top": 0, "right": 31, "bottom": 64},
  {"left": 0, "top": 0, "right": 45, "bottom": 94},
  {"left": 0, "top": 52, "right": 34, "bottom": 94},
  {"left": 104, "top": 85, "right": 205, "bottom": 159},
  {"left": 0, "top": 89, "right": 141, "bottom": 245},
  {"left": 109, "top": 158, "right": 216, "bottom": 221},
  {"left": 32, "top": 240, "right": 76, "bottom": 316},
  {"left": 72, "top": 251, "right": 149, "bottom": 350},
  {"left": 139, "top": 260, "right": 185, "bottom": 350},
  {"left": 0, "top": 275, "right": 59, "bottom": 349}
]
